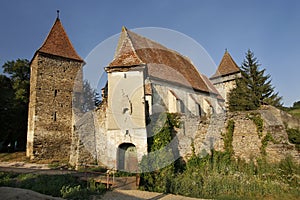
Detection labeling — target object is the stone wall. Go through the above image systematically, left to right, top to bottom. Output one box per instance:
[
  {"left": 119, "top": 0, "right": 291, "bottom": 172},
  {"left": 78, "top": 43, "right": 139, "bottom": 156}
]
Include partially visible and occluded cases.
[
  {"left": 27, "top": 53, "right": 83, "bottom": 161},
  {"left": 210, "top": 73, "right": 241, "bottom": 106},
  {"left": 69, "top": 104, "right": 299, "bottom": 167},
  {"left": 174, "top": 106, "right": 299, "bottom": 163}
]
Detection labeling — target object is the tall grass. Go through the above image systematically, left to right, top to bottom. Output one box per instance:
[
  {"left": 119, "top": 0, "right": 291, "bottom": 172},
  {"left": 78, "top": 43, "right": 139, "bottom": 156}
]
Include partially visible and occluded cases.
[{"left": 140, "top": 150, "right": 300, "bottom": 200}]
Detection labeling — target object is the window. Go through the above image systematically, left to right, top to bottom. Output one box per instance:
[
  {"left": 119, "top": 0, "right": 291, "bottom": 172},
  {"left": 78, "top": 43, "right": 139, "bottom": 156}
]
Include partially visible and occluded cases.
[
  {"left": 54, "top": 89, "right": 58, "bottom": 97},
  {"left": 177, "top": 99, "right": 185, "bottom": 113},
  {"left": 197, "top": 104, "right": 202, "bottom": 116},
  {"left": 53, "top": 112, "right": 57, "bottom": 121}
]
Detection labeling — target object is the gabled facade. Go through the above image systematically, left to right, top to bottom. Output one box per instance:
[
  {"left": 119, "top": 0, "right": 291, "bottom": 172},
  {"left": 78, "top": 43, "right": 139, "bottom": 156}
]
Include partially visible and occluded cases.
[{"left": 86, "top": 27, "right": 226, "bottom": 171}]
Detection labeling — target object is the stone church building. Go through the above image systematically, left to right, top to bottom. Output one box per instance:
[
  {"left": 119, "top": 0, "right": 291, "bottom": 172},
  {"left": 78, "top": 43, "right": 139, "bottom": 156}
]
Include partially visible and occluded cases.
[{"left": 26, "top": 16, "right": 241, "bottom": 170}]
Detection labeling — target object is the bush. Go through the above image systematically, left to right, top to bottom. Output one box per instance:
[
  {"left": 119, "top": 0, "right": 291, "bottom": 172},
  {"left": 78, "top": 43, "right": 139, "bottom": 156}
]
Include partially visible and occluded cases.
[
  {"left": 287, "top": 128, "right": 300, "bottom": 151},
  {"left": 139, "top": 150, "right": 300, "bottom": 199}
]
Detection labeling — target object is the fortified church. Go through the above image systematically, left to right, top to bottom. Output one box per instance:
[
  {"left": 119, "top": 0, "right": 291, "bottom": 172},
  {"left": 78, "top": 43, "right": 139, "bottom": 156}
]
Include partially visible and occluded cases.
[{"left": 26, "top": 16, "right": 241, "bottom": 170}]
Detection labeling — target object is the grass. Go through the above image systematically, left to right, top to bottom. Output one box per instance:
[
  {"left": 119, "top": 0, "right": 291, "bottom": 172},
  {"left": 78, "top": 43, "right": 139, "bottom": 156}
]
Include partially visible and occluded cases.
[
  {"left": 288, "top": 108, "right": 300, "bottom": 118},
  {"left": 140, "top": 151, "right": 300, "bottom": 200},
  {"left": 0, "top": 152, "right": 28, "bottom": 162},
  {"left": 0, "top": 172, "right": 106, "bottom": 199}
]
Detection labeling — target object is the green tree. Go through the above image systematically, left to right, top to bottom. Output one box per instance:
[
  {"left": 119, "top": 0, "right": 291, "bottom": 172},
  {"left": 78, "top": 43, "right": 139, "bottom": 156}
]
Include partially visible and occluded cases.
[
  {"left": 229, "top": 50, "right": 282, "bottom": 111},
  {"left": 0, "top": 59, "right": 30, "bottom": 150},
  {"left": 0, "top": 75, "right": 15, "bottom": 146},
  {"left": 81, "top": 80, "right": 101, "bottom": 112},
  {"left": 292, "top": 101, "right": 300, "bottom": 109}
]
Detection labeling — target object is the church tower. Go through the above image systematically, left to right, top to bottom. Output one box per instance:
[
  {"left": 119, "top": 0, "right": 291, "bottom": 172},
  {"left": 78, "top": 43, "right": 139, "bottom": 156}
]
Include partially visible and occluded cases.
[
  {"left": 26, "top": 14, "right": 84, "bottom": 161},
  {"left": 210, "top": 50, "right": 241, "bottom": 106}
]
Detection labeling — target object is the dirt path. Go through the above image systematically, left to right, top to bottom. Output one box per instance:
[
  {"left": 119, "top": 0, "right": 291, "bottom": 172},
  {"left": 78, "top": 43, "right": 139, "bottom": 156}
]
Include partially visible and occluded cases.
[
  {"left": 0, "top": 162, "right": 205, "bottom": 200},
  {"left": 0, "top": 187, "right": 205, "bottom": 200},
  {"left": 0, "top": 187, "right": 63, "bottom": 200},
  {"left": 102, "top": 189, "right": 205, "bottom": 200}
]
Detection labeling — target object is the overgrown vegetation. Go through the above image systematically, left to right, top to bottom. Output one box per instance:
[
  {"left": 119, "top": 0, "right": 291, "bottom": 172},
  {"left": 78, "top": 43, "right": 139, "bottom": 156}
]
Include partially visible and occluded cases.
[
  {"left": 247, "top": 112, "right": 264, "bottom": 138},
  {"left": 139, "top": 113, "right": 181, "bottom": 193},
  {"left": 139, "top": 114, "right": 300, "bottom": 199},
  {"left": 222, "top": 119, "right": 235, "bottom": 155},
  {"left": 286, "top": 128, "right": 300, "bottom": 151},
  {"left": 261, "top": 132, "right": 275, "bottom": 155},
  {"left": 0, "top": 172, "right": 105, "bottom": 199}
]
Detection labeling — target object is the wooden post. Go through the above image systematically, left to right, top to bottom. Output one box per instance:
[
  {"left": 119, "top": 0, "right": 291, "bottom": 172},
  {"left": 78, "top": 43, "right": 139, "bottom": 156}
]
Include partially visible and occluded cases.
[
  {"left": 106, "top": 171, "right": 110, "bottom": 189},
  {"left": 136, "top": 173, "right": 140, "bottom": 188}
]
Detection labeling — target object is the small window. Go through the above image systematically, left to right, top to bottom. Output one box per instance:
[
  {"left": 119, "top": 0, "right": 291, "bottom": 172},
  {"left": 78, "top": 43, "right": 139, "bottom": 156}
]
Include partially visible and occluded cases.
[
  {"left": 54, "top": 89, "right": 58, "bottom": 97},
  {"left": 177, "top": 99, "right": 185, "bottom": 113},
  {"left": 197, "top": 104, "right": 202, "bottom": 116},
  {"left": 53, "top": 112, "right": 57, "bottom": 121}
]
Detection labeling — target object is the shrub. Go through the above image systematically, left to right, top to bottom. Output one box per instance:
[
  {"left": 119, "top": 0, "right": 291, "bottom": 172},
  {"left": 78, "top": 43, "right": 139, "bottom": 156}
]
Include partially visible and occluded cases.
[{"left": 286, "top": 128, "right": 300, "bottom": 151}]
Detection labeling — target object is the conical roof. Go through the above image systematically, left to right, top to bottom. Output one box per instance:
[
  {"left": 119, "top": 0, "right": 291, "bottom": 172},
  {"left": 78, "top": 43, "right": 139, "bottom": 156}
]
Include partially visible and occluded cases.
[
  {"left": 37, "top": 18, "right": 83, "bottom": 62},
  {"left": 108, "top": 27, "right": 211, "bottom": 93},
  {"left": 210, "top": 51, "right": 240, "bottom": 79}
]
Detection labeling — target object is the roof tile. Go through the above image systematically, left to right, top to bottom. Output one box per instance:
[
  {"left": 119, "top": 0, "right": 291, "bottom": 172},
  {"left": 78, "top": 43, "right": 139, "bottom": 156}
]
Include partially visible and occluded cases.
[
  {"left": 38, "top": 18, "right": 83, "bottom": 62},
  {"left": 108, "top": 27, "right": 211, "bottom": 93},
  {"left": 210, "top": 51, "right": 240, "bottom": 79}
]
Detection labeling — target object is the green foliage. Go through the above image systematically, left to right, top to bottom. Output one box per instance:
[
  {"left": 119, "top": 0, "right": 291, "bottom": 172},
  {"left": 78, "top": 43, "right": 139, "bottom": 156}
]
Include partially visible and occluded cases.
[
  {"left": 229, "top": 50, "right": 282, "bottom": 111},
  {"left": 0, "top": 59, "right": 30, "bottom": 150},
  {"left": 80, "top": 80, "right": 101, "bottom": 112},
  {"left": 292, "top": 101, "right": 300, "bottom": 109},
  {"left": 139, "top": 113, "right": 180, "bottom": 192},
  {"left": 247, "top": 113, "right": 264, "bottom": 138},
  {"left": 223, "top": 120, "right": 235, "bottom": 155},
  {"left": 286, "top": 128, "right": 300, "bottom": 151},
  {"left": 261, "top": 132, "right": 274, "bottom": 155},
  {"left": 167, "top": 150, "right": 300, "bottom": 199},
  {"left": 158, "top": 151, "right": 299, "bottom": 199},
  {"left": 0, "top": 173, "right": 105, "bottom": 199}
]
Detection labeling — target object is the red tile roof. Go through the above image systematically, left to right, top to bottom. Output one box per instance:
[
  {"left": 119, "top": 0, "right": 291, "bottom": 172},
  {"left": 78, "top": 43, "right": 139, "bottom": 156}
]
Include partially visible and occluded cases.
[
  {"left": 37, "top": 18, "right": 83, "bottom": 62},
  {"left": 108, "top": 27, "right": 212, "bottom": 94},
  {"left": 210, "top": 51, "right": 240, "bottom": 79},
  {"left": 201, "top": 74, "right": 224, "bottom": 101}
]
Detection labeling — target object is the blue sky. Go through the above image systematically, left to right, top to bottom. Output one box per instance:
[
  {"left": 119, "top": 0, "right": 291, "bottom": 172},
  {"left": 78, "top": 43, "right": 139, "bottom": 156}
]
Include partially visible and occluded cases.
[{"left": 0, "top": 0, "right": 299, "bottom": 106}]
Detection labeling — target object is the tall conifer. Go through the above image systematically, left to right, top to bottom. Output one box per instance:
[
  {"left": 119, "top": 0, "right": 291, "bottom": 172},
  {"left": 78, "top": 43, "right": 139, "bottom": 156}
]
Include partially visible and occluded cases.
[{"left": 229, "top": 50, "right": 282, "bottom": 111}]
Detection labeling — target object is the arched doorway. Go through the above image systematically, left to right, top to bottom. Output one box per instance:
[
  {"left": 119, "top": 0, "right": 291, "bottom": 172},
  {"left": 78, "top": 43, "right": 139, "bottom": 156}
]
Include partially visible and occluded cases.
[{"left": 117, "top": 143, "right": 138, "bottom": 172}]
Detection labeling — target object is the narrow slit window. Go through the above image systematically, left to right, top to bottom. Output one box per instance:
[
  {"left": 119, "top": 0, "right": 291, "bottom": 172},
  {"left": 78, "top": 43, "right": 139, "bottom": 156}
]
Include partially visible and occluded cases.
[
  {"left": 54, "top": 89, "right": 58, "bottom": 97},
  {"left": 53, "top": 112, "right": 57, "bottom": 121}
]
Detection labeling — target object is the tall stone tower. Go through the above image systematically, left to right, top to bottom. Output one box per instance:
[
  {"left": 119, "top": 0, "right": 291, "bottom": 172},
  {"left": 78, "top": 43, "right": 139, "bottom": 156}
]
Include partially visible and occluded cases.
[
  {"left": 26, "top": 15, "right": 84, "bottom": 161},
  {"left": 210, "top": 50, "right": 241, "bottom": 106}
]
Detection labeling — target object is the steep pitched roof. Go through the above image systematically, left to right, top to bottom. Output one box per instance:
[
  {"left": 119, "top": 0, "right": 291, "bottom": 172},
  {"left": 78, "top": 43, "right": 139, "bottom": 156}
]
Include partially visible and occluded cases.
[
  {"left": 37, "top": 18, "right": 83, "bottom": 62},
  {"left": 108, "top": 27, "right": 211, "bottom": 93},
  {"left": 210, "top": 51, "right": 240, "bottom": 79},
  {"left": 201, "top": 74, "right": 224, "bottom": 101}
]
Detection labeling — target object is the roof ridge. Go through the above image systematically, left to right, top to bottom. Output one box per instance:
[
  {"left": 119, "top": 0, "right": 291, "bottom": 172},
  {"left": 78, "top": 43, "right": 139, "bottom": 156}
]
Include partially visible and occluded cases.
[
  {"left": 37, "top": 18, "right": 83, "bottom": 62},
  {"left": 108, "top": 27, "right": 212, "bottom": 93}
]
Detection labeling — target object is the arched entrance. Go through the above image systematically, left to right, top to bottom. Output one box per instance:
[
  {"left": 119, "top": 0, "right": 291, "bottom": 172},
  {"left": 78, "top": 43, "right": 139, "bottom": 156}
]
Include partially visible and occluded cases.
[{"left": 117, "top": 143, "right": 138, "bottom": 172}]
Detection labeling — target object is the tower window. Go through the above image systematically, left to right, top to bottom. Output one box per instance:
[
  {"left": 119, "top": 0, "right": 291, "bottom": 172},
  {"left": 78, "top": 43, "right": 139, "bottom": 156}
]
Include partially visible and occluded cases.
[
  {"left": 54, "top": 89, "right": 58, "bottom": 97},
  {"left": 53, "top": 112, "right": 57, "bottom": 121}
]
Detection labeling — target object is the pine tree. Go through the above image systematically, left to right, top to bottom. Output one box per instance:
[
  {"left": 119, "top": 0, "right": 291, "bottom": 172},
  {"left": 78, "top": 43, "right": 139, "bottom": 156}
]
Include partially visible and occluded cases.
[{"left": 229, "top": 50, "right": 282, "bottom": 111}]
